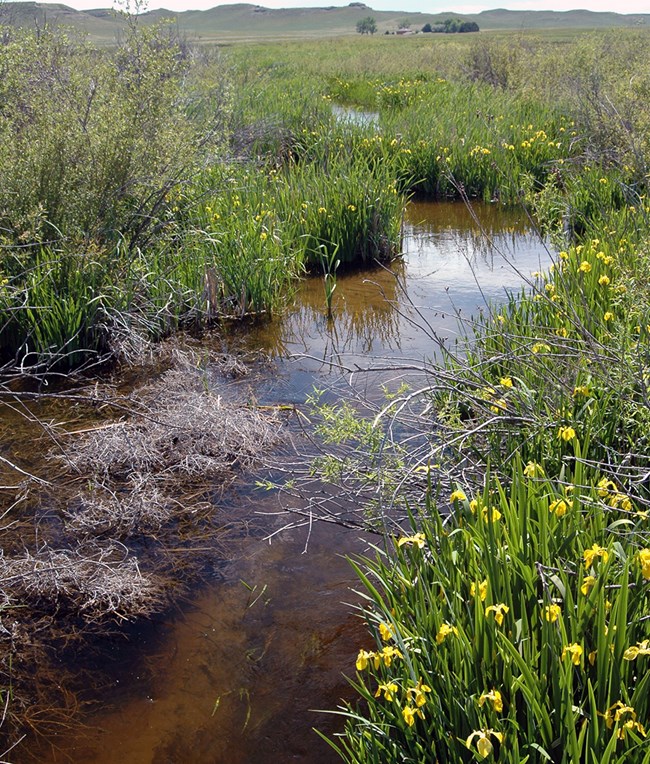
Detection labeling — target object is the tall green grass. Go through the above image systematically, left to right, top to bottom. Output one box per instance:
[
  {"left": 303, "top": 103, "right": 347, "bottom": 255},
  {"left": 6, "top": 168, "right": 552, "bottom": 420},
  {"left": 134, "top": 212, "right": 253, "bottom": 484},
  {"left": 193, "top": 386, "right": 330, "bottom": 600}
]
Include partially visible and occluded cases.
[{"left": 331, "top": 463, "right": 650, "bottom": 762}]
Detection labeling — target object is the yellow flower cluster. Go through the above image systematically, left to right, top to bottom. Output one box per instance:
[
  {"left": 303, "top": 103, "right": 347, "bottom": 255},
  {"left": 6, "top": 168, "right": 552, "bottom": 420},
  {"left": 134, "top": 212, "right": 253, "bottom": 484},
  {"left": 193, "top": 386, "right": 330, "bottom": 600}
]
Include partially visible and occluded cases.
[
  {"left": 596, "top": 251, "right": 615, "bottom": 266},
  {"left": 480, "top": 385, "right": 508, "bottom": 414},
  {"left": 597, "top": 478, "right": 634, "bottom": 511},
  {"left": 483, "top": 505, "right": 502, "bottom": 522},
  {"left": 356, "top": 645, "right": 403, "bottom": 671},
  {"left": 408, "top": 678, "right": 432, "bottom": 708},
  {"left": 401, "top": 679, "right": 432, "bottom": 726},
  {"left": 602, "top": 701, "right": 646, "bottom": 740}
]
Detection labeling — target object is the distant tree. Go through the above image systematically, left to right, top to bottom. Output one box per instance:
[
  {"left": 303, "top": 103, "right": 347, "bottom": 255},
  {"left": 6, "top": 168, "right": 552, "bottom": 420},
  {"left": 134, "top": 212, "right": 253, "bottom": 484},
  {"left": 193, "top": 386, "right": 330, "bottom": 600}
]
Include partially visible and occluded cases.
[
  {"left": 356, "top": 15, "right": 377, "bottom": 34},
  {"left": 432, "top": 18, "right": 480, "bottom": 33},
  {"left": 398, "top": 19, "right": 411, "bottom": 29},
  {"left": 421, "top": 22, "right": 432, "bottom": 32}
]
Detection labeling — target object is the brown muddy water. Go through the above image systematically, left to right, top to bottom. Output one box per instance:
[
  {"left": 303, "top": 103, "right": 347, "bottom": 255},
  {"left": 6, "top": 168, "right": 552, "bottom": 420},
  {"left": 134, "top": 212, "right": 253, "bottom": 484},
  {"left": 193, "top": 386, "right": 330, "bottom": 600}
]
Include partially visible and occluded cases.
[{"left": 9, "top": 201, "right": 551, "bottom": 764}]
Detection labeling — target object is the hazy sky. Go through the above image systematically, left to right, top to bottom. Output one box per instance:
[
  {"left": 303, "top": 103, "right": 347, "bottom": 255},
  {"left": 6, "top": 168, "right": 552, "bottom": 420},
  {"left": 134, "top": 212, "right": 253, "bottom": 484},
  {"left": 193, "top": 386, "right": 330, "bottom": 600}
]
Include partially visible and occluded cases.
[{"left": 15, "top": 0, "right": 650, "bottom": 14}]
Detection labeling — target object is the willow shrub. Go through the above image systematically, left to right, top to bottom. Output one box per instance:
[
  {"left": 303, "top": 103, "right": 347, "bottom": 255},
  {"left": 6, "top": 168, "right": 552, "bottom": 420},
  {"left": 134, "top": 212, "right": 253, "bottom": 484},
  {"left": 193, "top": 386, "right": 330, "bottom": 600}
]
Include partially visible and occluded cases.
[
  {"left": 0, "top": 21, "right": 230, "bottom": 250},
  {"left": 331, "top": 461, "right": 650, "bottom": 763}
]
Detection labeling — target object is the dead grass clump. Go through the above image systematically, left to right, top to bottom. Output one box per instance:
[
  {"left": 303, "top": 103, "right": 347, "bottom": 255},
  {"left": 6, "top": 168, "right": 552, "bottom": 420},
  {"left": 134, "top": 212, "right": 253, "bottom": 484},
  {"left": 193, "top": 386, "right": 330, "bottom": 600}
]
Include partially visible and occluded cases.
[
  {"left": 62, "top": 366, "right": 278, "bottom": 481},
  {"left": 64, "top": 474, "right": 175, "bottom": 537},
  {"left": 0, "top": 542, "right": 165, "bottom": 623}
]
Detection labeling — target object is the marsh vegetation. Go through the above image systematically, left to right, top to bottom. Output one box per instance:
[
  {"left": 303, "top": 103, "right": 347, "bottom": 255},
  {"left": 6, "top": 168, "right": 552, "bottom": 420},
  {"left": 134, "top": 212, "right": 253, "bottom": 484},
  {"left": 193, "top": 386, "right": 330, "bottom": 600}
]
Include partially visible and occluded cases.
[{"left": 1, "top": 13, "right": 650, "bottom": 763}]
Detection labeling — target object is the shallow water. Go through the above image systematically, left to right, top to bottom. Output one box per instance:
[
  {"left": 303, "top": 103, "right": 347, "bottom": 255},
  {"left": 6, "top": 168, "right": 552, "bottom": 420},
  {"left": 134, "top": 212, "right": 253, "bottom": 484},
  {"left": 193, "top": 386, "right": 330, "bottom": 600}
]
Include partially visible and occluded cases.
[
  {"left": 330, "top": 104, "right": 380, "bottom": 128},
  {"left": 16, "top": 201, "right": 550, "bottom": 764}
]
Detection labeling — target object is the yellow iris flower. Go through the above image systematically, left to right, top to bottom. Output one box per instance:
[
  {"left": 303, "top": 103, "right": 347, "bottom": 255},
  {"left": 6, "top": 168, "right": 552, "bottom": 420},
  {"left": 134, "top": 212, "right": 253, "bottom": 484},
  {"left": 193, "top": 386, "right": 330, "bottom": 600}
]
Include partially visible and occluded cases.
[
  {"left": 558, "top": 425, "right": 576, "bottom": 442},
  {"left": 523, "top": 461, "right": 545, "bottom": 478},
  {"left": 397, "top": 532, "right": 426, "bottom": 548},
  {"left": 584, "top": 543, "right": 609, "bottom": 569},
  {"left": 638, "top": 548, "right": 650, "bottom": 579},
  {"left": 581, "top": 575, "right": 596, "bottom": 596},
  {"left": 470, "top": 579, "right": 488, "bottom": 602},
  {"left": 544, "top": 603, "right": 561, "bottom": 622},
  {"left": 485, "top": 604, "right": 509, "bottom": 626},
  {"left": 436, "top": 622, "right": 459, "bottom": 644},
  {"left": 623, "top": 640, "right": 650, "bottom": 661},
  {"left": 562, "top": 642, "right": 583, "bottom": 665},
  {"left": 407, "top": 678, "right": 432, "bottom": 708},
  {"left": 374, "top": 682, "right": 398, "bottom": 701},
  {"left": 478, "top": 689, "right": 504, "bottom": 713},
  {"left": 402, "top": 705, "right": 424, "bottom": 727},
  {"left": 466, "top": 729, "right": 503, "bottom": 758}
]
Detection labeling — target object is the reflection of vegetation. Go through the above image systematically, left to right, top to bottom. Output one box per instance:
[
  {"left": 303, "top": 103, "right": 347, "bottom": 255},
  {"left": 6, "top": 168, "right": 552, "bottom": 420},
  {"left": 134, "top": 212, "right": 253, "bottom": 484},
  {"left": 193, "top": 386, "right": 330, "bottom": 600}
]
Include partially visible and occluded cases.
[
  {"left": 403, "top": 200, "right": 541, "bottom": 264},
  {"left": 250, "top": 259, "right": 405, "bottom": 362}
]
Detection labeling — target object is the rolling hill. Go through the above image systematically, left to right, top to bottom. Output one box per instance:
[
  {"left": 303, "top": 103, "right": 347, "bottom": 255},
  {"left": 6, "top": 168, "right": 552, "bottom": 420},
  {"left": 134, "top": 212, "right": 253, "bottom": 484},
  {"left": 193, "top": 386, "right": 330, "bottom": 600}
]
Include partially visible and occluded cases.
[{"left": 0, "top": 1, "right": 647, "bottom": 43}]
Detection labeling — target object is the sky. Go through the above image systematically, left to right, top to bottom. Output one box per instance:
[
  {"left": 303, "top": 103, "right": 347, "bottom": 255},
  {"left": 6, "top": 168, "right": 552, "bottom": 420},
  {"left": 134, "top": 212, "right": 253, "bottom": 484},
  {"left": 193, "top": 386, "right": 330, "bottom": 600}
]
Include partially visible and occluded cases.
[{"left": 13, "top": 0, "right": 650, "bottom": 14}]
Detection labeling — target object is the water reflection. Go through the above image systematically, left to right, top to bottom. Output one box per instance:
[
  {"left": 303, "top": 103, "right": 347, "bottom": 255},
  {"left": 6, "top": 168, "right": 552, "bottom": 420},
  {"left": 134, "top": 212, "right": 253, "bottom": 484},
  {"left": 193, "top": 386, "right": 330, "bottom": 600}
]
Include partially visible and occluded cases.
[
  {"left": 330, "top": 104, "right": 380, "bottom": 128},
  {"left": 228, "top": 200, "right": 549, "bottom": 403}
]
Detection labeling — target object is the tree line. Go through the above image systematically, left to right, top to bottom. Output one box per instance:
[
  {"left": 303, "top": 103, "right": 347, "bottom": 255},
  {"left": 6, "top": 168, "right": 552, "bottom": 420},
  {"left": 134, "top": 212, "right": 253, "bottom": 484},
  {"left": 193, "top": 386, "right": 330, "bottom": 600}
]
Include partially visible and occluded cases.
[
  {"left": 356, "top": 16, "right": 479, "bottom": 35},
  {"left": 422, "top": 18, "right": 479, "bottom": 33}
]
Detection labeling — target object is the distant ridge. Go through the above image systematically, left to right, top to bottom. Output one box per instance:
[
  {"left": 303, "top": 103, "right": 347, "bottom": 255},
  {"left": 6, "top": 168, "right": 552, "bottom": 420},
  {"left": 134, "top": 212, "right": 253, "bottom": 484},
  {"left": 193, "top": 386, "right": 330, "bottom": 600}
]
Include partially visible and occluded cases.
[{"left": 0, "top": 2, "right": 647, "bottom": 42}]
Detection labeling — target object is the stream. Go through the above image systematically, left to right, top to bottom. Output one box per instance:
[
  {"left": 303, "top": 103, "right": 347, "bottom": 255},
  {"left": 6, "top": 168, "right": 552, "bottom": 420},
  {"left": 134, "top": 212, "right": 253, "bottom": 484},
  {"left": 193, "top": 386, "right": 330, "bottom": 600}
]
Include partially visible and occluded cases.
[{"left": 12, "top": 200, "right": 551, "bottom": 764}]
